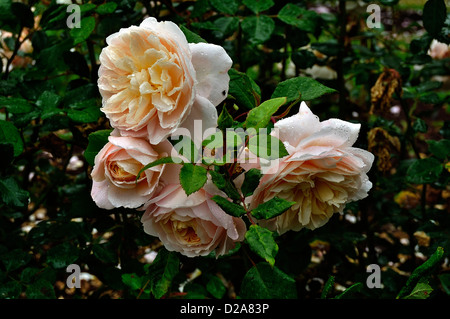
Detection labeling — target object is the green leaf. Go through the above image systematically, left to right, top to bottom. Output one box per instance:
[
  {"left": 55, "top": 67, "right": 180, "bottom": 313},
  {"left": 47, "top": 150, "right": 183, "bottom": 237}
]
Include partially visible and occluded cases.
[
  {"left": 0, "top": 0, "right": 12, "bottom": 21},
  {"left": 191, "top": 0, "right": 210, "bottom": 18},
  {"left": 210, "top": 0, "right": 239, "bottom": 15},
  {"left": 243, "top": 0, "right": 274, "bottom": 14},
  {"left": 379, "top": 0, "right": 399, "bottom": 5},
  {"left": 423, "top": 0, "right": 447, "bottom": 36},
  {"left": 11, "top": 2, "right": 34, "bottom": 28},
  {"left": 96, "top": 2, "right": 118, "bottom": 15},
  {"left": 80, "top": 3, "right": 97, "bottom": 13},
  {"left": 278, "top": 4, "right": 318, "bottom": 33},
  {"left": 241, "top": 15, "right": 275, "bottom": 44},
  {"left": 70, "top": 16, "right": 96, "bottom": 44},
  {"left": 213, "top": 16, "right": 240, "bottom": 38},
  {"left": 180, "top": 25, "right": 207, "bottom": 43},
  {"left": 410, "top": 34, "right": 433, "bottom": 55},
  {"left": 311, "top": 41, "right": 340, "bottom": 57},
  {"left": 291, "top": 50, "right": 316, "bottom": 69},
  {"left": 63, "top": 51, "right": 90, "bottom": 78},
  {"left": 228, "top": 69, "right": 260, "bottom": 110},
  {"left": 272, "top": 76, "right": 337, "bottom": 103},
  {"left": 415, "top": 80, "right": 443, "bottom": 93},
  {"left": 36, "top": 91, "right": 62, "bottom": 110},
  {"left": 419, "top": 92, "right": 442, "bottom": 104},
  {"left": 0, "top": 96, "right": 32, "bottom": 114},
  {"left": 245, "top": 97, "right": 286, "bottom": 131},
  {"left": 67, "top": 105, "right": 101, "bottom": 123},
  {"left": 218, "top": 107, "right": 234, "bottom": 132},
  {"left": 412, "top": 118, "right": 428, "bottom": 133},
  {"left": 0, "top": 120, "right": 23, "bottom": 157},
  {"left": 84, "top": 129, "right": 113, "bottom": 166},
  {"left": 248, "top": 134, "right": 289, "bottom": 160},
  {"left": 172, "top": 135, "right": 200, "bottom": 163},
  {"left": 427, "top": 139, "right": 450, "bottom": 160},
  {"left": 0, "top": 142, "right": 14, "bottom": 168},
  {"left": 137, "top": 156, "right": 181, "bottom": 180},
  {"left": 406, "top": 157, "right": 443, "bottom": 184},
  {"left": 179, "top": 163, "right": 208, "bottom": 196},
  {"left": 241, "top": 168, "right": 262, "bottom": 197},
  {"left": 209, "top": 170, "right": 226, "bottom": 189},
  {"left": 209, "top": 171, "right": 242, "bottom": 201},
  {"left": 0, "top": 177, "right": 29, "bottom": 207},
  {"left": 211, "top": 195, "right": 247, "bottom": 217},
  {"left": 251, "top": 197, "right": 295, "bottom": 220},
  {"left": 245, "top": 224, "right": 278, "bottom": 267},
  {"left": 46, "top": 242, "right": 79, "bottom": 269},
  {"left": 93, "top": 243, "right": 118, "bottom": 264},
  {"left": 397, "top": 246, "right": 444, "bottom": 299},
  {"left": 147, "top": 248, "right": 180, "bottom": 299},
  {"left": 1, "top": 249, "right": 31, "bottom": 272},
  {"left": 240, "top": 262, "right": 297, "bottom": 299},
  {"left": 20, "top": 268, "right": 40, "bottom": 283},
  {"left": 122, "top": 273, "right": 144, "bottom": 291},
  {"left": 438, "top": 273, "right": 450, "bottom": 295},
  {"left": 321, "top": 275, "right": 335, "bottom": 299},
  {"left": 206, "top": 276, "right": 226, "bottom": 299},
  {"left": 25, "top": 279, "right": 56, "bottom": 299},
  {"left": 403, "top": 279, "right": 433, "bottom": 299},
  {"left": 0, "top": 281, "right": 21, "bottom": 299},
  {"left": 334, "top": 282, "right": 363, "bottom": 299}
]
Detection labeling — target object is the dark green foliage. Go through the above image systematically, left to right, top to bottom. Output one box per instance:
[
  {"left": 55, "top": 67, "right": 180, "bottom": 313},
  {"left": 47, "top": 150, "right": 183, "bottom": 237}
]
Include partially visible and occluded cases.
[{"left": 0, "top": 0, "right": 448, "bottom": 301}]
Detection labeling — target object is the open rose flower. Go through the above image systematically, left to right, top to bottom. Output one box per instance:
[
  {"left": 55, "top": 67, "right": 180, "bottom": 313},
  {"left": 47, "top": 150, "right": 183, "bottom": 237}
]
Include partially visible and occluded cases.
[
  {"left": 98, "top": 17, "right": 232, "bottom": 144},
  {"left": 251, "top": 102, "right": 374, "bottom": 234},
  {"left": 91, "top": 133, "right": 173, "bottom": 209},
  {"left": 141, "top": 182, "right": 246, "bottom": 257}
]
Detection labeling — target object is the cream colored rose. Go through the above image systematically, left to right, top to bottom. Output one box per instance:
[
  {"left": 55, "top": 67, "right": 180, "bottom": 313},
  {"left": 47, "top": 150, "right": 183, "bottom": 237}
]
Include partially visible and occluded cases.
[
  {"left": 98, "top": 17, "right": 232, "bottom": 144},
  {"left": 251, "top": 102, "right": 374, "bottom": 234},
  {"left": 90, "top": 134, "right": 173, "bottom": 209},
  {"left": 141, "top": 182, "right": 247, "bottom": 257}
]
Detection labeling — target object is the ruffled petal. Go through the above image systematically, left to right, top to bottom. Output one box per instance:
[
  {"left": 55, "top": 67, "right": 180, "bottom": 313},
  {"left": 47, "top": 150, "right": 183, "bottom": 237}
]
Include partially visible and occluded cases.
[
  {"left": 189, "top": 42, "right": 232, "bottom": 106},
  {"left": 174, "top": 95, "right": 218, "bottom": 145},
  {"left": 273, "top": 101, "right": 320, "bottom": 148},
  {"left": 91, "top": 180, "right": 115, "bottom": 210}
]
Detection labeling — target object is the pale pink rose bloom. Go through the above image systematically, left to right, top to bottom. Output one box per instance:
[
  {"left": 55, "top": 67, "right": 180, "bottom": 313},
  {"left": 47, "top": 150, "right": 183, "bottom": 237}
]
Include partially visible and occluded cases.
[
  {"left": 98, "top": 17, "right": 232, "bottom": 145},
  {"left": 428, "top": 39, "right": 450, "bottom": 60},
  {"left": 251, "top": 102, "right": 374, "bottom": 234},
  {"left": 90, "top": 134, "right": 173, "bottom": 209},
  {"left": 141, "top": 182, "right": 247, "bottom": 257}
]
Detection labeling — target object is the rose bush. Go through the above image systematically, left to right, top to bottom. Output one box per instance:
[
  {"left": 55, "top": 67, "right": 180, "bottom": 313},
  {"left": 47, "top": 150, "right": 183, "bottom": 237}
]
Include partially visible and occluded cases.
[
  {"left": 1, "top": 0, "right": 448, "bottom": 301},
  {"left": 93, "top": 17, "right": 376, "bottom": 258}
]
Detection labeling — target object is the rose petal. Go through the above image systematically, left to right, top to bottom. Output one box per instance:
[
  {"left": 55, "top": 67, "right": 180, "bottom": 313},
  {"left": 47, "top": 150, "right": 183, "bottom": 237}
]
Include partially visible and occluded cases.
[
  {"left": 140, "top": 17, "right": 191, "bottom": 58},
  {"left": 189, "top": 42, "right": 232, "bottom": 106},
  {"left": 175, "top": 95, "right": 218, "bottom": 145},
  {"left": 274, "top": 101, "right": 320, "bottom": 148},
  {"left": 108, "top": 136, "right": 158, "bottom": 157},
  {"left": 91, "top": 180, "right": 115, "bottom": 210},
  {"left": 107, "top": 183, "right": 150, "bottom": 208}
]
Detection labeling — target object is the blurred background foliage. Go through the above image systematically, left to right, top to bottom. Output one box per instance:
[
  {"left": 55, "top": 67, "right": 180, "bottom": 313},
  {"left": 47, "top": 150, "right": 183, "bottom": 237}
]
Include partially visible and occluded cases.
[{"left": 0, "top": 0, "right": 449, "bottom": 299}]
